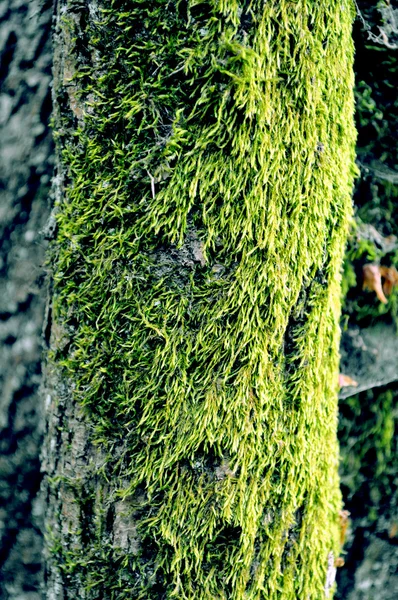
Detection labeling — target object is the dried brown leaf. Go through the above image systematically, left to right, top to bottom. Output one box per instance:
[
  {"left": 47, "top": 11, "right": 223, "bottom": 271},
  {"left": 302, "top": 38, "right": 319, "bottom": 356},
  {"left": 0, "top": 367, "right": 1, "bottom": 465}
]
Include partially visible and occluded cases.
[
  {"left": 362, "top": 264, "right": 388, "bottom": 304},
  {"left": 379, "top": 265, "right": 398, "bottom": 296},
  {"left": 338, "top": 374, "right": 358, "bottom": 389},
  {"left": 339, "top": 509, "right": 350, "bottom": 547},
  {"left": 334, "top": 557, "right": 345, "bottom": 568}
]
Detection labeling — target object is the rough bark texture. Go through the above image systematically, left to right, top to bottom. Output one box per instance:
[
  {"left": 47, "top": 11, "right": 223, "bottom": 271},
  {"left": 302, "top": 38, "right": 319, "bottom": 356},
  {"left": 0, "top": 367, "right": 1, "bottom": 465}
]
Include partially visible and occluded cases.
[
  {"left": 0, "top": 0, "right": 53, "bottom": 597},
  {"left": 44, "top": 1, "right": 358, "bottom": 598}
]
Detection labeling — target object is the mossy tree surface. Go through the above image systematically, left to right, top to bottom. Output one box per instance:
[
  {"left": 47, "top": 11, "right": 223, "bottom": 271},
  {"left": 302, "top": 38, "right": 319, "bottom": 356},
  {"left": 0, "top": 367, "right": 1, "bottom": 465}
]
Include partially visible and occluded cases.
[{"left": 45, "top": 1, "right": 357, "bottom": 598}]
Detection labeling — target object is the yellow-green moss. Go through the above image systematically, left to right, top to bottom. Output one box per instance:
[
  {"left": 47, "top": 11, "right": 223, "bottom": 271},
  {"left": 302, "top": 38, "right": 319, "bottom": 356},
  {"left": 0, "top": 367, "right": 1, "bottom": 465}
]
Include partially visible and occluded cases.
[{"left": 49, "top": 1, "right": 357, "bottom": 598}]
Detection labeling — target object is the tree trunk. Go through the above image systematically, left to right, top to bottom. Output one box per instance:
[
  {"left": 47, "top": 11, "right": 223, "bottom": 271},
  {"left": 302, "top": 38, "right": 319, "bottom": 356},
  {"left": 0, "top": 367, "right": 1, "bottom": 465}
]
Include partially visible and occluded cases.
[{"left": 44, "top": 1, "right": 357, "bottom": 598}]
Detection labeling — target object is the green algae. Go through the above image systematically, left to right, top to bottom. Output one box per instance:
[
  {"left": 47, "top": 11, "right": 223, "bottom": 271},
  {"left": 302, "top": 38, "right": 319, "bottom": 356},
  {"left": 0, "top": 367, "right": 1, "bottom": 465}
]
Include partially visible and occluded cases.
[{"left": 48, "top": 1, "right": 357, "bottom": 598}]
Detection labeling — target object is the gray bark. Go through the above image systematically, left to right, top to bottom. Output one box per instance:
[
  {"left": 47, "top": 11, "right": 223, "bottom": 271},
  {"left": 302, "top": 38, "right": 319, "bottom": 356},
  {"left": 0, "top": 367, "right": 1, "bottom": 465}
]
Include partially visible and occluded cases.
[{"left": 0, "top": 0, "right": 53, "bottom": 597}]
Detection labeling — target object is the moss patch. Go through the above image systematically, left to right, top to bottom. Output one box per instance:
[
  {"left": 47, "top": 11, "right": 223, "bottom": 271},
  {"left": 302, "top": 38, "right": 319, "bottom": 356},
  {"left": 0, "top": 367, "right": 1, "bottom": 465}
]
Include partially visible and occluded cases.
[{"left": 48, "top": 1, "right": 357, "bottom": 598}]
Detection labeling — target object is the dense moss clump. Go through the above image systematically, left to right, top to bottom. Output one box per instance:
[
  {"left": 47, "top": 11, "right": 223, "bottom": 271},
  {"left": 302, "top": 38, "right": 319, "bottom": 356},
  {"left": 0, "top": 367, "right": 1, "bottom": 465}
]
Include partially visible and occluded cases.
[{"left": 47, "top": 1, "right": 357, "bottom": 598}]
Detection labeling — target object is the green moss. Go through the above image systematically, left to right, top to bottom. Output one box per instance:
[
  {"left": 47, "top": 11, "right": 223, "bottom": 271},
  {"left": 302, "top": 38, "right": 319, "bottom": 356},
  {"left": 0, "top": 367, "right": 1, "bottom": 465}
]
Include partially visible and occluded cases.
[
  {"left": 48, "top": 1, "right": 357, "bottom": 598},
  {"left": 336, "top": 383, "right": 398, "bottom": 598},
  {"left": 339, "top": 384, "right": 397, "bottom": 524}
]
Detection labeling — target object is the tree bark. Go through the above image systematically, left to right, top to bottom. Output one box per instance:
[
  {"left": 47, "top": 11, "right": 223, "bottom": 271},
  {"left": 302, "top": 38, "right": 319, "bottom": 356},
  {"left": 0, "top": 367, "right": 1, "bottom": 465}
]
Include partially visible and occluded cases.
[
  {"left": 0, "top": 0, "right": 53, "bottom": 596},
  {"left": 44, "top": 1, "right": 357, "bottom": 598}
]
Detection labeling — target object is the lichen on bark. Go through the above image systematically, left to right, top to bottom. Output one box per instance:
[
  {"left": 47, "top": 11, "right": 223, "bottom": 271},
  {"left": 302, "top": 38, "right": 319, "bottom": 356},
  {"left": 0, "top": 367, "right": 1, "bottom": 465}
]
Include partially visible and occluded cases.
[{"left": 44, "top": 1, "right": 358, "bottom": 598}]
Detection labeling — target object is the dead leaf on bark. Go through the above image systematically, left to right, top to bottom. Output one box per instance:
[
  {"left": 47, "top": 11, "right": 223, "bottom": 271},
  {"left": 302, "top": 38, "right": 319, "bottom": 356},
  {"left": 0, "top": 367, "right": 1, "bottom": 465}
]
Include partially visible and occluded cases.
[
  {"left": 362, "top": 264, "right": 387, "bottom": 304},
  {"left": 379, "top": 265, "right": 398, "bottom": 296},
  {"left": 338, "top": 374, "right": 358, "bottom": 389},
  {"left": 339, "top": 509, "right": 350, "bottom": 547},
  {"left": 388, "top": 522, "right": 398, "bottom": 539},
  {"left": 334, "top": 557, "right": 345, "bottom": 568}
]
